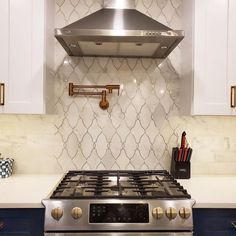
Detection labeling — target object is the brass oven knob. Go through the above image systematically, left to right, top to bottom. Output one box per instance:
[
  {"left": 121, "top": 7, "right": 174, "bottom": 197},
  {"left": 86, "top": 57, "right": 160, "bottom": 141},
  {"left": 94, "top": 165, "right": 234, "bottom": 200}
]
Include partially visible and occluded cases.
[
  {"left": 51, "top": 207, "right": 63, "bottom": 221},
  {"left": 71, "top": 207, "right": 83, "bottom": 219},
  {"left": 152, "top": 207, "right": 164, "bottom": 219},
  {"left": 166, "top": 207, "right": 177, "bottom": 220},
  {"left": 179, "top": 207, "right": 191, "bottom": 219}
]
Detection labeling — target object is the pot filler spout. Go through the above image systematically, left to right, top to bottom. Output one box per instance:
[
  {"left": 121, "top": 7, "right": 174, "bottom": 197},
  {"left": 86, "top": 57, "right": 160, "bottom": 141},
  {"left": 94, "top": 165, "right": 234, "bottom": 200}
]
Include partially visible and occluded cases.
[{"left": 55, "top": 0, "right": 184, "bottom": 58}]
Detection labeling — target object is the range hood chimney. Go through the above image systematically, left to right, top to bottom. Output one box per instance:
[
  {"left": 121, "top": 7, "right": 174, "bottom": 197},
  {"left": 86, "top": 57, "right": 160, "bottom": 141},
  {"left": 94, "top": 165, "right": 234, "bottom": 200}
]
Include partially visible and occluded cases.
[{"left": 55, "top": 0, "right": 184, "bottom": 58}]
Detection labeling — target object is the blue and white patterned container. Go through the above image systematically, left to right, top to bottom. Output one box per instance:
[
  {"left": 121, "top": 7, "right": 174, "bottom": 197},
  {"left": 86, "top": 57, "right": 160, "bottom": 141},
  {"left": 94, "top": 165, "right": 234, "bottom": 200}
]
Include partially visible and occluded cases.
[{"left": 0, "top": 158, "right": 14, "bottom": 178}]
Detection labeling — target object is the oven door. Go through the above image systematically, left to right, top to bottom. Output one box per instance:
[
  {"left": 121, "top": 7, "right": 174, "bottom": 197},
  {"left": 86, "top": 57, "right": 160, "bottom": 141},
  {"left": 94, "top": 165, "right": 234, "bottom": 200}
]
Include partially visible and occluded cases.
[{"left": 45, "top": 233, "right": 193, "bottom": 236}]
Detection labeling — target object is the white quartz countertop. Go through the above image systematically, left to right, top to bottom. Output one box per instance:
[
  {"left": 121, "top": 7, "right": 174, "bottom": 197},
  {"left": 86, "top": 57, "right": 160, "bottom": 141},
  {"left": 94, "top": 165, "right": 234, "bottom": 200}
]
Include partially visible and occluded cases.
[
  {"left": 0, "top": 174, "right": 63, "bottom": 208},
  {"left": 179, "top": 175, "right": 236, "bottom": 208}
]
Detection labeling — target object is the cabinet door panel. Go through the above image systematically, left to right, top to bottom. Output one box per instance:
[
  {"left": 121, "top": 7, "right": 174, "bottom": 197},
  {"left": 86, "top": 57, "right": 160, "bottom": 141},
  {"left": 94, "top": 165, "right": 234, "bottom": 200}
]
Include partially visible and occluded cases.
[
  {"left": 0, "top": 0, "right": 9, "bottom": 113},
  {"left": 0, "top": 0, "right": 46, "bottom": 114},
  {"left": 0, "top": 0, "right": 54, "bottom": 114},
  {"left": 6, "top": 0, "right": 44, "bottom": 114},
  {"left": 9, "top": 0, "right": 31, "bottom": 103},
  {"left": 193, "top": 0, "right": 229, "bottom": 115},
  {"left": 228, "top": 0, "right": 236, "bottom": 115},
  {"left": 0, "top": 208, "right": 44, "bottom": 236},
  {"left": 193, "top": 208, "right": 236, "bottom": 236}
]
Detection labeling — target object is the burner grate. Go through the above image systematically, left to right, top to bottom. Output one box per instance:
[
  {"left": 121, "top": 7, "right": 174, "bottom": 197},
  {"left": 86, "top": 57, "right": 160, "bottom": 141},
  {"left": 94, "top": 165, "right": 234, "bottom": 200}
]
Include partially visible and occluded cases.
[{"left": 50, "top": 170, "right": 191, "bottom": 199}]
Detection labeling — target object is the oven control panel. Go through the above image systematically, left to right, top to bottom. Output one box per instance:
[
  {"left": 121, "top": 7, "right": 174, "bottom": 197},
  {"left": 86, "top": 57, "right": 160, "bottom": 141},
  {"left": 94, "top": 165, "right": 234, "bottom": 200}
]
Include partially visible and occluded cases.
[
  {"left": 43, "top": 199, "right": 195, "bottom": 231},
  {"left": 89, "top": 203, "right": 149, "bottom": 223}
]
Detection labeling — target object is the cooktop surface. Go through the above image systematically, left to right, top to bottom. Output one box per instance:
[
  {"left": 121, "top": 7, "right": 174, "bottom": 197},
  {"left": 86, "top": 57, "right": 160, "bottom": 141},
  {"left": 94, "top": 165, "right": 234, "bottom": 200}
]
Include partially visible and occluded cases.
[{"left": 50, "top": 170, "right": 191, "bottom": 199}]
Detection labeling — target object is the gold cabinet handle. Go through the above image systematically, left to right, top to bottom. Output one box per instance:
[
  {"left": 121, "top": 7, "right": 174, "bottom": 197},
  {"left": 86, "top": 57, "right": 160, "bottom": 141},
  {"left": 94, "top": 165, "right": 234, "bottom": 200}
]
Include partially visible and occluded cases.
[
  {"left": 0, "top": 83, "right": 5, "bottom": 106},
  {"left": 231, "top": 86, "right": 236, "bottom": 108},
  {"left": 0, "top": 220, "right": 5, "bottom": 230},
  {"left": 232, "top": 221, "right": 236, "bottom": 229}
]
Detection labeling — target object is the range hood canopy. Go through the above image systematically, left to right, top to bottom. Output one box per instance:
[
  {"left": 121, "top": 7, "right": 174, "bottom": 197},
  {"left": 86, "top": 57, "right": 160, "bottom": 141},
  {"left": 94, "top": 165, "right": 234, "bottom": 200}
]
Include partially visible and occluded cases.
[{"left": 55, "top": 0, "right": 184, "bottom": 58}]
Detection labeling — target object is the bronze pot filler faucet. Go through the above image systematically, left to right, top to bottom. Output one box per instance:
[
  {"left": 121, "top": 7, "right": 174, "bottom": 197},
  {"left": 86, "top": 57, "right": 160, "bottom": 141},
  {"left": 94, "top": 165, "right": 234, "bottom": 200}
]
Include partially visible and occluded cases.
[{"left": 69, "top": 83, "right": 120, "bottom": 110}]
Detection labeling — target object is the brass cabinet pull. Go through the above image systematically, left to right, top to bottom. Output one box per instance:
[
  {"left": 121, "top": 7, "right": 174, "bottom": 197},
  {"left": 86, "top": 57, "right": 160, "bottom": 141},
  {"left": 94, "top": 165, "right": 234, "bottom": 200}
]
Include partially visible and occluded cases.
[
  {"left": 0, "top": 83, "right": 5, "bottom": 106},
  {"left": 231, "top": 86, "right": 236, "bottom": 108},
  {"left": 0, "top": 220, "right": 5, "bottom": 230},
  {"left": 232, "top": 221, "right": 236, "bottom": 229}
]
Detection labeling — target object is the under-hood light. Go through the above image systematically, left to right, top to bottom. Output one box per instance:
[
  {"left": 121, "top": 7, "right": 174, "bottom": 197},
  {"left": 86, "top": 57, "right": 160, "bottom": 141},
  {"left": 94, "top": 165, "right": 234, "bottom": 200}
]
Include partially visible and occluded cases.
[
  {"left": 110, "top": 0, "right": 129, "bottom": 9},
  {"left": 112, "top": 29, "right": 126, "bottom": 36},
  {"left": 69, "top": 44, "right": 77, "bottom": 48},
  {"left": 161, "top": 46, "right": 168, "bottom": 49}
]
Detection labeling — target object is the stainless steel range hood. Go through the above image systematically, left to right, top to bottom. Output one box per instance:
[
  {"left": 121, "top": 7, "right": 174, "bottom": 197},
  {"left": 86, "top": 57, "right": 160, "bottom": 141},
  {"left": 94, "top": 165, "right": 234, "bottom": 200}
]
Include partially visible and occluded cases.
[{"left": 55, "top": 0, "right": 184, "bottom": 58}]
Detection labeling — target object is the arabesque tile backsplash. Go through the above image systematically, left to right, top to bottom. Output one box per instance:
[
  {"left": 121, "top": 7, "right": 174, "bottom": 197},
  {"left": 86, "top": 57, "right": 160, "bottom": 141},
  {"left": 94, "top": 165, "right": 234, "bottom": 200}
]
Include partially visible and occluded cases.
[
  {"left": 0, "top": 0, "right": 236, "bottom": 175},
  {"left": 53, "top": 0, "right": 181, "bottom": 171}
]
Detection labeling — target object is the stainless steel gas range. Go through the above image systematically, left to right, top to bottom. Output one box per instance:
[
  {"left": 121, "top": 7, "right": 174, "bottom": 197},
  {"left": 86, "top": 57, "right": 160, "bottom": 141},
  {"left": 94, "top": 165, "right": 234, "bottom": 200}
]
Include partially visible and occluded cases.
[{"left": 42, "top": 170, "right": 195, "bottom": 236}]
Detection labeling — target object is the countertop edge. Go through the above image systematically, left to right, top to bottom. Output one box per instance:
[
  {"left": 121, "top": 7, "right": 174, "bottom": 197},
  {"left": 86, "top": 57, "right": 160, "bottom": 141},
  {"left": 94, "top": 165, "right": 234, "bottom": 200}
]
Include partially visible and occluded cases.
[
  {"left": 0, "top": 203, "right": 44, "bottom": 208},
  {"left": 193, "top": 203, "right": 236, "bottom": 209}
]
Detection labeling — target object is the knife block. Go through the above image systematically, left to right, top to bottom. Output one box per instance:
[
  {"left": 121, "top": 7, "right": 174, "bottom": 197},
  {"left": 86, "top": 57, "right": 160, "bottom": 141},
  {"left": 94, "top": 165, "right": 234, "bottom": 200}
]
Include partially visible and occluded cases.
[{"left": 170, "top": 148, "right": 191, "bottom": 179}]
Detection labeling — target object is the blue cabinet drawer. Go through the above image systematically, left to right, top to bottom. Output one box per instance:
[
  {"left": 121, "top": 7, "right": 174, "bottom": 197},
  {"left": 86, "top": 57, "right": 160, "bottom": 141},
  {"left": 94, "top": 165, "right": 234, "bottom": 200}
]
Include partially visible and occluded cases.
[
  {"left": 0, "top": 208, "right": 44, "bottom": 236},
  {"left": 193, "top": 208, "right": 236, "bottom": 236}
]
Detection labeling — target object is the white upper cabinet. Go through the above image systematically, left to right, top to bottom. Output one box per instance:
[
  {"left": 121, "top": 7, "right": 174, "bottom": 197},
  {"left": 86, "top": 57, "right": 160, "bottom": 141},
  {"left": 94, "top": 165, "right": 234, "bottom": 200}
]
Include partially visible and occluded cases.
[
  {"left": 0, "top": 0, "right": 55, "bottom": 114},
  {"left": 0, "top": 0, "right": 9, "bottom": 113},
  {"left": 181, "top": 0, "right": 236, "bottom": 115},
  {"left": 228, "top": 0, "right": 236, "bottom": 115}
]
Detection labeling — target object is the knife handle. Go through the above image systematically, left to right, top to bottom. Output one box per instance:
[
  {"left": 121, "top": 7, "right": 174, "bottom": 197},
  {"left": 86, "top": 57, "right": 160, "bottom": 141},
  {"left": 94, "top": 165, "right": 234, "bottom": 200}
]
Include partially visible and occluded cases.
[
  {"left": 180, "top": 131, "right": 186, "bottom": 148},
  {"left": 172, "top": 147, "right": 178, "bottom": 162},
  {"left": 177, "top": 148, "right": 182, "bottom": 162},
  {"left": 183, "top": 148, "right": 188, "bottom": 162},
  {"left": 186, "top": 148, "right": 192, "bottom": 162}
]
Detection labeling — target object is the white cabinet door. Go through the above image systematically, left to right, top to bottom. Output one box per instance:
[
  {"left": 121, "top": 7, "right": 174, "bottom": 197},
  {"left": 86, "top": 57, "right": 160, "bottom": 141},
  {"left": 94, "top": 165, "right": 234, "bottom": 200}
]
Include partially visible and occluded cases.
[
  {"left": 0, "top": 0, "right": 54, "bottom": 114},
  {"left": 0, "top": 0, "right": 9, "bottom": 113},
  {"left": 6, "top": 0, "right": 45, "bottom": 114},
  {"left": 181, "top": 0, "right": 236, "bottom": 115},
  {"left": 193, "top": 0, "right": 230, "bottom": 115},
  {"left": 228, "top": 0, "right": 236, "bottom": 115}
]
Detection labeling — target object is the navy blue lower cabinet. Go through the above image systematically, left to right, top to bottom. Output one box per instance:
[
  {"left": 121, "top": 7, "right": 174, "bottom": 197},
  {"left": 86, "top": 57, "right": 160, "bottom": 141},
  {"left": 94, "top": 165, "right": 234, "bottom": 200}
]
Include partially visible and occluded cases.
[
  {"left": 0, "top": 208, "right": 44, "bottom": 236},
  {"left": 193, "top": 208, "right": 236, "bottom": 236}
]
